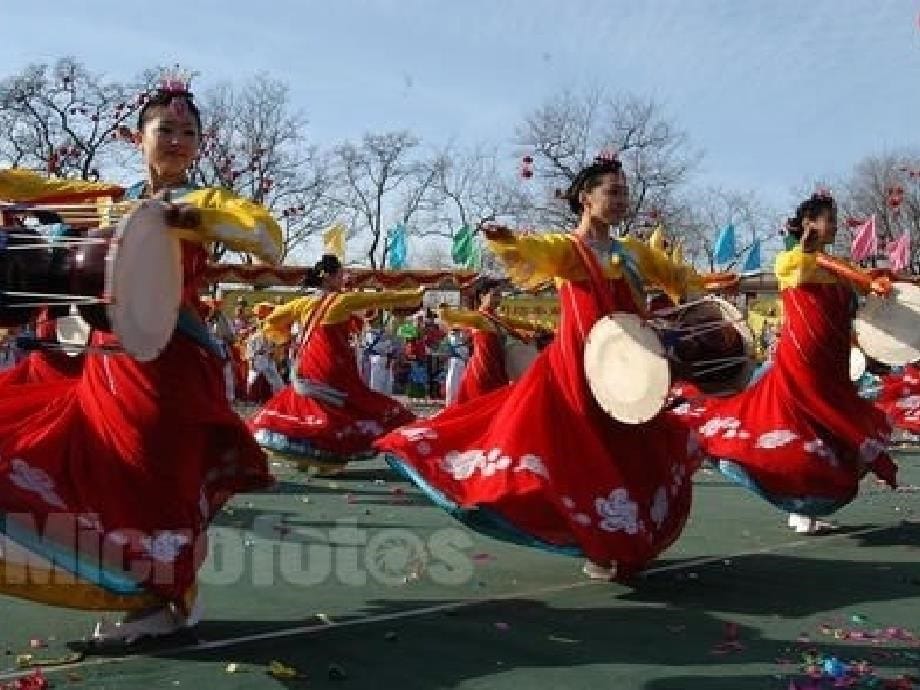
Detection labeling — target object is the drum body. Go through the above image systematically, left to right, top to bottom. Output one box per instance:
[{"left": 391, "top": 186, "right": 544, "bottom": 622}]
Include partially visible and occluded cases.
[
  {"left": 1, "top": 202, "right": 182, "bottom": 360},
  {"left": 0, "top": 226, "right": 77, "bottom": 327},
  {"left": 656, "top": 297, "right": 755, "bottom": 394}
]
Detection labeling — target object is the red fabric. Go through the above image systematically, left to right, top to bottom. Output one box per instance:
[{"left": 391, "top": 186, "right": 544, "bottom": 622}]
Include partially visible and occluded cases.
[
  {"left": 0, "top": 240, "right": 271, "bottom": 605},
  {"left": 375, "top": 255, "right": 700, "bottom": 576},
  {"left": 673, "top": 282, "right": 896, "bottom": 502},
  {"left": 249, "top": 318, "right": 415, "bottom": 460},
  {"left": 454, "top": 330, "right": 509, "bottom": 405},
  {"left": 0, "top": 350, "right": 83, "bottom": 387},
  {"left": 875, "top": 364, "right": 920, "bottom": 433}
]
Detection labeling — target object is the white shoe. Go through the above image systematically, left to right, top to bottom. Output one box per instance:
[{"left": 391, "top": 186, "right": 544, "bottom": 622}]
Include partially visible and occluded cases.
[
  {"left": 787, "top": 513, "right": 834, "bottom": 535},
  {"left": 582, "top": 560, "right": 617, "bottom": 581},
  {"left": 91, "top": 597, "right": 203, "bottom": 645}
]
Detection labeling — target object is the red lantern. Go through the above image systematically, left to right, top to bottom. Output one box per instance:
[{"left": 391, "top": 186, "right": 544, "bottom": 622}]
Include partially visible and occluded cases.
[{"left": 522, "top": 155, "right": 533, "bottom": 165}]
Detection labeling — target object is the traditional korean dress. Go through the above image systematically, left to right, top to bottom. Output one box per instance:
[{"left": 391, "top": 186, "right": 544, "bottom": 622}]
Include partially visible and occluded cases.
[
  {"left": 0, "top": 181, "right": 281, "bottom": 611},
  {"left": 376, "top": 232, "right": 703, "bottom": 577},
  {"left": 671, "top": 247, "right": 897, "bottom": 515},
  {"left": 250, "top": 289, "right": 423, "bottom": 465},
  {"left": 438, "top": 307, "right": 545, "bottom": 405},
  {"left": 875, "top": 364, "right": 920, "bottom": 436}
]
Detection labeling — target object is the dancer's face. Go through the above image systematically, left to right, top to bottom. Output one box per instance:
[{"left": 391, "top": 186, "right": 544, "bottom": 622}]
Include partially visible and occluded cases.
[
  {"left": 138, "top": 106, "right": 200, "bottom": 181},
  {"left": 582, "top": 172, "right": 630, "bottom": 226},
  {"left": 804, "top": 208, "right": 838, "bottom": 247},
  {"left": 323, "top": 269, "right": 344, "bottom": 291}
]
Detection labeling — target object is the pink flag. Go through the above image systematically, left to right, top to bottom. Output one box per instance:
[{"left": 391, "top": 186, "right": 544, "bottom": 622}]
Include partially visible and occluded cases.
[
  {"left": 850, "top": 214, "right": 877, "bottom": 261},
  {"left": 885, "top": 232, "right": 911, "bottom": 271}
]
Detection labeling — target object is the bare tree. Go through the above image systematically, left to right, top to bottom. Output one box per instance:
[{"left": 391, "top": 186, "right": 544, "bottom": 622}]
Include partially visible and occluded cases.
[
  {"left": 0, "top": 57, "right": 150, "bottom": 179},
  {"left": 193, "top": 76, "right": 334, "bottom": 262},
  {"left": 517, "top": 88, "right": 701, "bottom": 231},
  {"left": 328, "top": 131, "right": 435, "bottom": 268},
  {"left": 429, "top": 145, "right": 531, "bottom": 232},
  {"left": 838, "top": 151, "right": 920, "bottom": 272},
  {"left": 671, "top": 187, "right": 779, "bottom": 272}
]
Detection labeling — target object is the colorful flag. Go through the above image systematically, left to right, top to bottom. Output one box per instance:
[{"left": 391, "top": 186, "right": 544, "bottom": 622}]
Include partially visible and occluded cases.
[
  {"left": 850, "top": 215, "right": 877, "bottom": 262},
  {"left": 323, "top": 223, "right": 346, "bottom": 260},
  {"left": 386, "top": 223, "right": 408, "bottom": 269},
  {"left": 714, "top": 223, "right": 736, "bottom": 264},
  {"left": 648, "top": 224, "right": 667, "bottom": 251},
  {"left": 451, "top": 225, "right": 477, "bottom": 268},
  {"left": 885, "top": 232, "right": 911, "bottom": 271},
  {"left": 741, "top": 238, "right": 762, "bottom": 273},
  {"left": 670, "top": 241, "right": 684, "bottom": 265}
]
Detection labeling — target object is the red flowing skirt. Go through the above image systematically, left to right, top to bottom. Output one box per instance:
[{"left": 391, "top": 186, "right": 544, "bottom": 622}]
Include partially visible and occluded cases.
[
  {"left": 377, "top": 278, "right": 700, "bottom": 576},
  {"left": 672, "top": 283, "right": 896, "bottom": 514},
  {"left": 250, "top": 321, "right": 415, "bottom": 463},
  {"left": 0, "top": 324, "right": 271, "bottom": 605},
  {"left": 454, "top": 330, "right": 509, "bottom": 405},
  {"left": 0, "top": 351, "right": 83, "bottom": 387}
]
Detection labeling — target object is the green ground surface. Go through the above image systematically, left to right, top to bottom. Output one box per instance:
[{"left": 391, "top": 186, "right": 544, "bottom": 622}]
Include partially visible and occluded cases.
[{"left": 0, "top": 449, "right": 917, "bottom": 690}]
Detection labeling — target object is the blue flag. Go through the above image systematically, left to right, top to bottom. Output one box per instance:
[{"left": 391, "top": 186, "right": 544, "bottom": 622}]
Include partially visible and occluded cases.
[
  {"left": 387, "top": 223, "right": 407, "bottom": 269},
  {"left": 713, "top": 223, "right": 736, "bottom": 264},
  {"left": 741, "top": 238, "right": 761, "bottom": 273}
]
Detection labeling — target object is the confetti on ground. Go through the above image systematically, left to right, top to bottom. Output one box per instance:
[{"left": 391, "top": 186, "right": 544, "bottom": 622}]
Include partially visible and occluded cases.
[
  {"left": 268, "top": 660, "right": 299, "bottom": 679},
  {"left": 328, "top": 663, "right": 347, "bottom": 680}
]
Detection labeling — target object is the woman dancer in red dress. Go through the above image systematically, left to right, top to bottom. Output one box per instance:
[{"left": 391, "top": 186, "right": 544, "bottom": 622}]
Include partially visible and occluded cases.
[
  {"left": 0, "top": 79, "right": 279, "bottom": 643},
  {"left": 376, "top": 157, "right": 724, "bottom": 581},
  {"left": 672, "top": 193, "right": 898, "bottom": 534},
  {"left": 250, "top": 255, "right": 424, "bottom": 468},
  {"left": 439, "top": 278, "right": 548, "bottom": 405}
]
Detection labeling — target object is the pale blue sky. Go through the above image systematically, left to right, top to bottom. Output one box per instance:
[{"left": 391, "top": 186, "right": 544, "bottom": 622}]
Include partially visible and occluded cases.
[{"left": 2, "top": 0, "right": 919, "bottom": 211}]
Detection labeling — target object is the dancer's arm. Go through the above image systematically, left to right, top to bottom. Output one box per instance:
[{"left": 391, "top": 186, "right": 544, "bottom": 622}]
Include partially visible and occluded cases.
[
  {"left": 176, "top": 187, "right": 283, "bottom": 264},
  {"left": 484, "top": 227, "right": 585, "bottom": 287},
  {"left": 621, "top": 236, "right": 706, "bottom": 303},
  {"left": 815, "top": 253, "right": 892, "bottom": 296},
  {"left": 331, "top": 288, "right": 425, "bottom": 322},
  {"left": 262, "top": 297, "right": 320, "bottom": 344},
  {"left": 438, "top": 308, "right": 493, "bottom": 332}
]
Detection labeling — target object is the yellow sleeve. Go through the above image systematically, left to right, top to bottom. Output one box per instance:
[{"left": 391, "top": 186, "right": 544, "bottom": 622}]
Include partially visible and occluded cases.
[
  {"left": 0, "top": 169, "right": 123, "bottom": 202},
  {"left": 180, "top": 187, "right": 283, "bottom": 264},
  {"left": 486, "top": 233, "right": 586, "bottom": 288},
  {"left": 621, "top": 236, "right": 703, "bottom": 303},
  {"left": 774, "top": 247, "right": 837, "bottom": 290},
  {"left": 327, "top": 288, "right": 424, "bottom": 324},
  {"left": 262, "top": 296, "right": 319, "bottom": 344},
  {"left": 438, "top": 308, "right": 494, "bottom": 332},
  {"left": 500, "top": 314, "right": 552, "bottom": 333}
]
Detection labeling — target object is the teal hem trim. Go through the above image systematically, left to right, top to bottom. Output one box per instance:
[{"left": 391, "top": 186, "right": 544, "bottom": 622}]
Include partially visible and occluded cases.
[
  {"left": 255, "top": 429, "right": 374, "bottom": 465},
  {"left": 384, "top": 453, "right": 582, "bottom": 557},
  {"left": 715, "top": 459, "right": 850, "bottom": 517},
  {"left": 0, "top": 515, "right": 145, "bottom": 595}
]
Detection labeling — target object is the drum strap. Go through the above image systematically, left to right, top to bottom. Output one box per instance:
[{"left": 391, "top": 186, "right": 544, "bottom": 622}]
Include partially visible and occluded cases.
[
  {"left": 571, "top": 235, "right": 649, "bottom": 319},
  {"left": 176, "top": 308, "right": 225, "bottom": 359}
]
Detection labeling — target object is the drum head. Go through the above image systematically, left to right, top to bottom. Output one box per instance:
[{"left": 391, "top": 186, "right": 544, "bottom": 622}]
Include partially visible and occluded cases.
[
  {"left": 107, "top": 201, "right": 182, "bottom": 362},
  {"left": 854, "top": 282, "right": 920, "bottom": 366},
  {"left": 55, "top": 313, "right": 91, "bottom": 356},
  {"left": 584, "top": 313, "right": 670, "bottom": 425},
  {"left": 505, "top": 341, "right": 539, "bottom": 381},
  {"left": 849, "top": 346, "right": 867, "bottom": 382}
]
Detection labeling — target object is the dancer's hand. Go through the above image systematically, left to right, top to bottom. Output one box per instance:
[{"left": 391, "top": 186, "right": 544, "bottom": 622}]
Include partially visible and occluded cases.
[
  {"left": 155, "top": 189, "right": 202, "bottom": 230},
  {"left": 480, "top": 223, "right": 513, "bottom": 241},
  {"left": 869, "top": 275, "right": 893, "bottom": 297}
]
